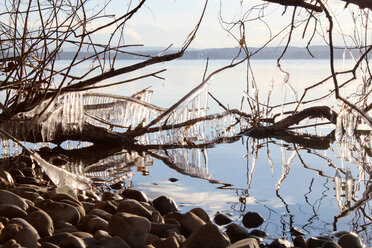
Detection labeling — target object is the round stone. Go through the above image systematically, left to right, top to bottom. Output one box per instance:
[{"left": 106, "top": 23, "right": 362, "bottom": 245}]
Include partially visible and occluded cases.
[
  {"left": 121, "top": 188, "right": 148, "bottom": 202},
  {"left": 0, "top": 190, "right": 28, "bottom": 211},
  {"left": 152, "top": 196, "right": 178, "bottom": 216},
  {"left": 25, "top": 209, "right": 54, "bottom": 237},
  {"left": 242, "top": 212, "right": 264, "bottom": 228},
  {"left": 214, "top": 213, "right": 232, "bottom": 226},
  {"left": 338, "top": 233, "right": 363, "bottom": 248}
]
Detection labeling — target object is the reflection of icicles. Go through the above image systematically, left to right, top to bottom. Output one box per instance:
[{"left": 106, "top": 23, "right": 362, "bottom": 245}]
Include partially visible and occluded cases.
[
  {"left": 156, "top": 148, "right": 211, "bottom": 180},
  {"left": 335, "top": 169, "right": 343, "bottom": 210},
  {"left": 345, "top": 169, "right": 353, "bottom": 204}
]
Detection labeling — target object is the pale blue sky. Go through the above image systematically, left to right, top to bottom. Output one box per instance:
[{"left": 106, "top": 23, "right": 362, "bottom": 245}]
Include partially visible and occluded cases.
[
  {"left": 1, "top": 0, "right": 356, "bottom": 49},
  {"left": 112, "top": 0, "right": 355, "bottom": 49}
]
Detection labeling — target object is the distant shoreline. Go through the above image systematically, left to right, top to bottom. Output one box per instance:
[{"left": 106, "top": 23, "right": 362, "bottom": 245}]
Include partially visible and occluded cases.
[{"left": 57, "top": 45, "right": 357, "bottom": 60}]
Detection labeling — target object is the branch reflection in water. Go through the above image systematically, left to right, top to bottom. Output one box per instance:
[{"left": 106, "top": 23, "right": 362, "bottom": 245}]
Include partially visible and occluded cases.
[{"left": 0, "top": 104, "right": 371, "bottom": 245}]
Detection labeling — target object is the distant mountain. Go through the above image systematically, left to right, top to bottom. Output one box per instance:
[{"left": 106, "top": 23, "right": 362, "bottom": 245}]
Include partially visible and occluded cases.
[{"left": 57, "top": 46, "right": 357, "bottom": 60}]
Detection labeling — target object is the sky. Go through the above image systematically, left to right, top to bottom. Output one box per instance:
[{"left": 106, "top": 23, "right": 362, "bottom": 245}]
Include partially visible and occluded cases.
[
  {"left": 0, "top": 0, "right": 359, "bottom": 49},
  {"left": 100, "top": 0, "right": 355, "bottom": 49}
]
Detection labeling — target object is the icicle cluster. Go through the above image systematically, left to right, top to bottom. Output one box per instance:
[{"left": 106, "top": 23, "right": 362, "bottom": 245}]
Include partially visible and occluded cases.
[
  {"left": 84, "top": 90, "right": 159, "bottom": 131},
  {"left": 62, "top": 92, "right": 84, "bottom": 133},
  {"left": 150, "top": 111, "right": 241, "bottom": 146}
]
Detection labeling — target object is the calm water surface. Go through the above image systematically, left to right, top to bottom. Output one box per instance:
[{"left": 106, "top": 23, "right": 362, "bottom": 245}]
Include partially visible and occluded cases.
[
  {"left": 3, "top": 59, "right": 372, "bottom": 245},
  {"left": 102, "top": 59, "right": 371, "bottom": 244}
]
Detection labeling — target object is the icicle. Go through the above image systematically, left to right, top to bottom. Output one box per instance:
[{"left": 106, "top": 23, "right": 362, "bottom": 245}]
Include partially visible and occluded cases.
[
  {"left": 335, "top": 110, "right": 344, "bottom": 141},
  {"left": 346, "top": 111, "right": 355, "bottom": 137},
  {"left": 345, "top": 168, "right": 353, "bottom": 204},
  {"left": 334, "top": 169, "right": 343, "bottom": 206}
]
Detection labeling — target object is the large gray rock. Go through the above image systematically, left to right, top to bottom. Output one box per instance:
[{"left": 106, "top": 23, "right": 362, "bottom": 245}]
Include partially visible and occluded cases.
[
  {"left": 49, "top": 185, "right": 78, "bottom": 201},
  {"left": 0, "top": 190, "right": 28, "bottom": 210},
  {"left": 152, "top": 196, "right": 178, "bottom": 215},
  {"left": 36, "top": 199, "right": 81, "bottom": 224},
  {"left": 117, "top": 199, "right": 152, "bottom": 219},
  {"left": 0, "top": 204, "right": 27, "bottom": 219},
  {"left": 25, "top": 209, "right": 54, "bottom": 237},
  {"left": 180, "top": 211, "right": 205, "bottom": 234},
  {"left": 108, "top": 212, "right": 151, "bottom": 248},
  {"left": 1, "top": 218, "right": 40, "bottom": 248},
  {"left": 182, "top": 222, "right": 231, "bottom": 248},
  {"left": 227, "top": 238, "right": 259, "bottom": 248}
]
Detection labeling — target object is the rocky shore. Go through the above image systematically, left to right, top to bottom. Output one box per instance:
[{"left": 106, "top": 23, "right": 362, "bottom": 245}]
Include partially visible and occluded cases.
[{"left": 0, "top": 156, "right": 366, "bottom": 248}]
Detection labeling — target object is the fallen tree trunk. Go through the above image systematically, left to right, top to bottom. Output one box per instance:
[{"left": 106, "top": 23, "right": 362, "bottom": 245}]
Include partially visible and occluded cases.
[{"left": 245, "top": 106, "right": 338, "bottom": 138}]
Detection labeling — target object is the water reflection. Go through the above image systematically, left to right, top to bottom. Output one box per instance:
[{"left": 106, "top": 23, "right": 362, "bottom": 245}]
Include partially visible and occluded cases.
[{"left": 0, "top": 111, "right": 371, "bottom": 245}]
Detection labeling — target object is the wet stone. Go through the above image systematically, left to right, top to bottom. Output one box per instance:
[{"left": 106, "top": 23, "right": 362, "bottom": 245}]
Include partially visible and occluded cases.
[
  {"left": 0, "top": 171, "right": 14, "bottom": 184},
  {"left": 121, "top": 188, "right": 148, "bottom": 202},
  {"left": 0, "top": 189, "right": 28, "bottom": 211},
  {"left": 101, "top": 191, "right": 123, "bottom": 201},
  {"left": 152, "top": 196, "right": 179, "bottom": 216},
  {"left": 36, "top": 199, "right": 81, "bottom": 225},
  {"left": 117, "top": 199, "right": 152, "bottom": 219},
  {"left": 95, "top": 200, "right": 117, "bottom": 214},
  {"left": 0, "top": 204, "right": 27, "bottom": 219},
  {"left": 189, "top": 207, "right": 210, "bottom": 223},
  {"left": 89, "top": 208, "right": 112, "bottom": 221},
  {"left": 25, "top": 209, "right": 54, "bottom": 237},
  {"left": 180, "top": 211, "right": 205, "bottom": 234},
  {"left": 108, "top": 212, "right": 151, "bottom": 248},
  {"left": 214, "top": 212, "right": 232, "bottom": 226},
  {"left": 242, "top": 212, "right": 264, "bottom": 228},
  {"left": 85, "top": 216, "right": 109, "bottom": 233},
  {"left": 3, "top": 218, "right": 40, "bottom": 248},
  {"left": 182, "top": 222, "right": 230, "bottom": 248},
  {"left": 150, "top": 223, "right": 181, "bottom": 238},
  {"left": 225, "top": 223, "right": 251, "bottom": 243},
  {"left": 290, "top": 226, "right": 306, "bottom": 236},
  {"left": 249, "top": 229, "right": 267, "bottom": 238},
  {"left": 93, "top": 230, "right": 111, "bottom": 240},
  {"left": 338, "top": 233, "right": 363, "bottom": 248},
  {"left": 59, "top": 235, "right": 86, "bottom": 248},
  {"left": 293, "top": 235, "right": 306, "bottom": 248},
  {"left": 98, "top": 236, "right": 131, "bottom": 248},
  {"left": 307, "top": 236, "right": 334, "bottom": 248},
  {"left": 227, "top": 238, "right": 260, "bottom": 248},
  {"left": 268, "top": 238, "right": 293, "bottom": 248},
  {"left": 322, "top": 241, "right": 342, "bottom": 248}
]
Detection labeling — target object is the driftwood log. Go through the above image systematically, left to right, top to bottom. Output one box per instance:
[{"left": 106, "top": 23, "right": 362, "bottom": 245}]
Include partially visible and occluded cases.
[{"left": 245, "top": 106, "right": 338, "bottom": 138}]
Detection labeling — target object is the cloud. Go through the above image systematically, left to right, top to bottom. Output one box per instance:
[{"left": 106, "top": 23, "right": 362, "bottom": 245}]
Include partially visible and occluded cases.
[
  {"left": 125, "top": 28, "right": 142, "bottom": 42},
  {"left": 138, "top": 181, "right": 256, "bottom": 211}
]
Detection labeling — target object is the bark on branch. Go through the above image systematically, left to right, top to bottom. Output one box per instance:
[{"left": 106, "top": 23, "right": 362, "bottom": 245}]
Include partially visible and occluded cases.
[
  {"left": 264, "top": 0, "right": 322, "bottom": 12},
  {"left": 245, "top": 106, "right": 338, "bottom": 138}
]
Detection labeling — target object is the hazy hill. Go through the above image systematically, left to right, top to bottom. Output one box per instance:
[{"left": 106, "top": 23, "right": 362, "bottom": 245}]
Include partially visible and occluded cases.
[{"left": 57, "top": 46, "right": 357, "bottom": 60}]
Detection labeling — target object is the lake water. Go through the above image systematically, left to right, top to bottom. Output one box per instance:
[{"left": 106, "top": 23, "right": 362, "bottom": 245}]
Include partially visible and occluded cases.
[
  {"left": 2, "top": 59, "right": 371, "bottom": 245},
  {"left": 97, "top": 59, "right": 371, "bottom": 245}
]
